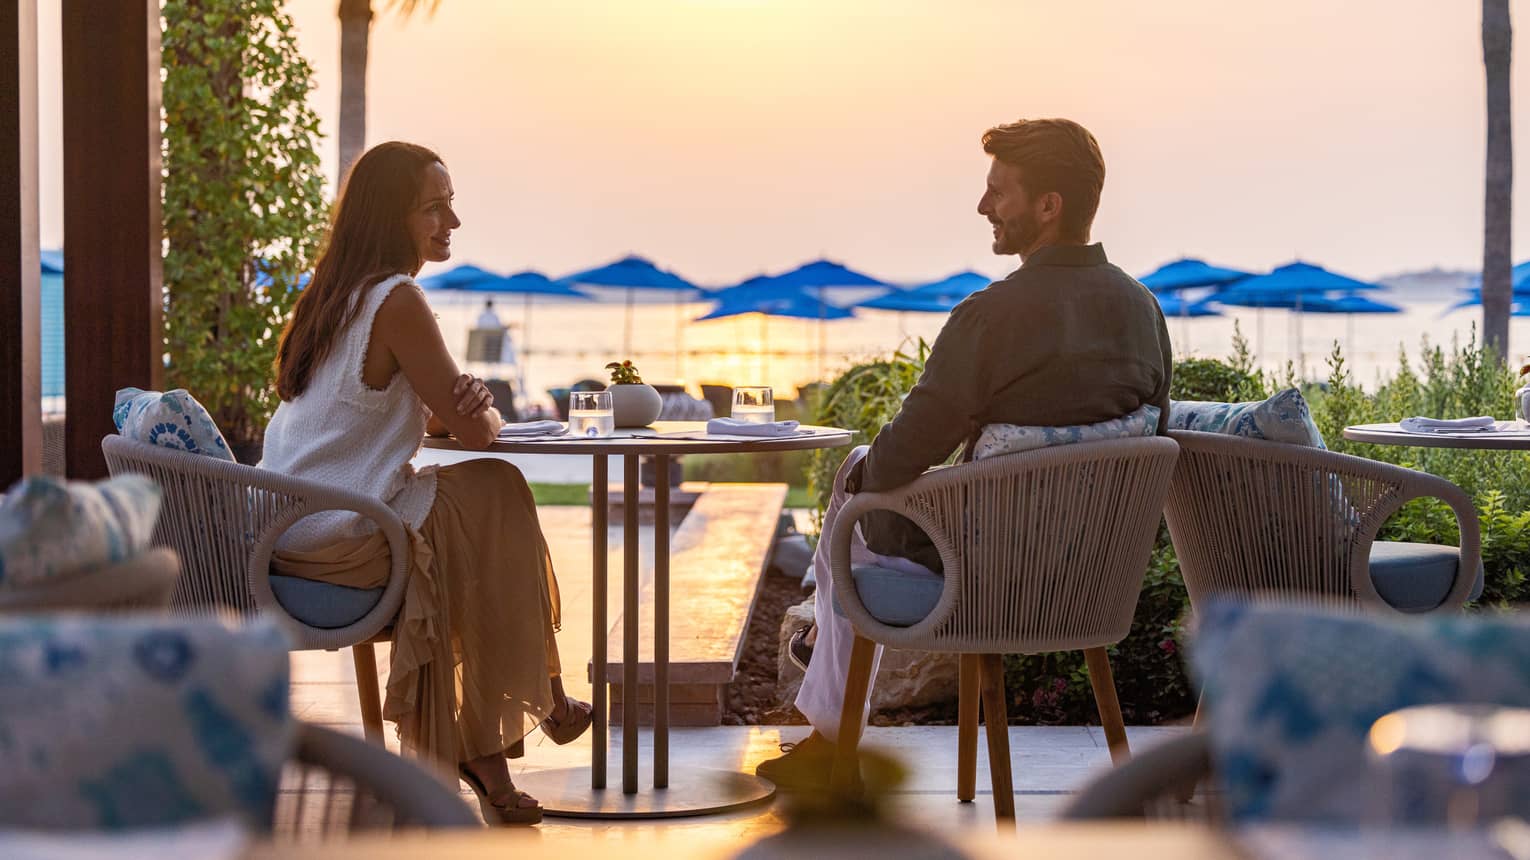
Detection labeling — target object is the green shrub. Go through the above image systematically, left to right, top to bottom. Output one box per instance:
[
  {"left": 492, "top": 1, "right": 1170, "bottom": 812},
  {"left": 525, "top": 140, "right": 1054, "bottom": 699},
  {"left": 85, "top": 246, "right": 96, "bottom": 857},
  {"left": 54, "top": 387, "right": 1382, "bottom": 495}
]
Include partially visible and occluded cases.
[{"left": 162, "top": 0, "right": 327, "bottom": 448}]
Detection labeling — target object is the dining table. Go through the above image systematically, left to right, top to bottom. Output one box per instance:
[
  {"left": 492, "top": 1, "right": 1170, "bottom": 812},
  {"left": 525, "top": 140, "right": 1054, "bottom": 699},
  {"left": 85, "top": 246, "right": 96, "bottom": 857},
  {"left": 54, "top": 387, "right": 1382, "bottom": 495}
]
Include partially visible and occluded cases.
[
  {"left": 423, "top": 421, "right": 853, "bottom": 818},
  {"left": 1342, "top": 421, "right": 1530, "bottom": 452}
]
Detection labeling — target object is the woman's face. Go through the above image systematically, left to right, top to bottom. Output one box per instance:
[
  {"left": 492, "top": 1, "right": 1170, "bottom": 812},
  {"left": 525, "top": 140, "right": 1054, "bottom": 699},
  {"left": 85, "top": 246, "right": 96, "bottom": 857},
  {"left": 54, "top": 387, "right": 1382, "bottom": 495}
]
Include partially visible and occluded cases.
[{"left": 408, "top": 162, "right": 461, "bottom": 270}]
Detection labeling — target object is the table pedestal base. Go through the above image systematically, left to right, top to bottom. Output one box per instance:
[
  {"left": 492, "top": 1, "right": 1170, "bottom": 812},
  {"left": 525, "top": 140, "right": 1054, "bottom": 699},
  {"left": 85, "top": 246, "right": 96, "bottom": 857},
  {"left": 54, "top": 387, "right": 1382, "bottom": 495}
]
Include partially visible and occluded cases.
[{"left": 513, "top": 766, "right": 776, "bottom": 819}]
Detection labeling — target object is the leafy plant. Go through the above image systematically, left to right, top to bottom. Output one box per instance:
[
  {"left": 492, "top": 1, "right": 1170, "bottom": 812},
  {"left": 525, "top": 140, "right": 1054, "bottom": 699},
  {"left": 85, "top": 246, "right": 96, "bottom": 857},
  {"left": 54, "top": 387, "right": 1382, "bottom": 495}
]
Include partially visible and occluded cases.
[
  {"left": 162, "top": 0, "right": 327, "bottom": 450},
  {"left": 606, "top": 360, "right": 644, "bottom": 385}
]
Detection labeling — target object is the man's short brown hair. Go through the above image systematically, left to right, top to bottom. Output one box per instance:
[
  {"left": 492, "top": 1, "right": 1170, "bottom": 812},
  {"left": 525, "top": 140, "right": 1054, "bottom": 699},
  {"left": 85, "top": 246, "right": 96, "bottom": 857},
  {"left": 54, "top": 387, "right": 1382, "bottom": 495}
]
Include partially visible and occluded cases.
[{"left": 982, "top": 118, "right": 1105, "bottom": 240}]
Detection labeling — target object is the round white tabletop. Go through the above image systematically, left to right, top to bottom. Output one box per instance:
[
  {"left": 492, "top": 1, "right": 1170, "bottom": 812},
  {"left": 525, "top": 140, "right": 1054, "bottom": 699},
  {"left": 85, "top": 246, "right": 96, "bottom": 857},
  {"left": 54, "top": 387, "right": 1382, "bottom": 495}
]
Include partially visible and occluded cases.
[
  {"left": 422, "top": 420, "right": 854, "bottom": 457},
  {"left": 1342, "top": 422, "right": 1530, "bottom": 451}
]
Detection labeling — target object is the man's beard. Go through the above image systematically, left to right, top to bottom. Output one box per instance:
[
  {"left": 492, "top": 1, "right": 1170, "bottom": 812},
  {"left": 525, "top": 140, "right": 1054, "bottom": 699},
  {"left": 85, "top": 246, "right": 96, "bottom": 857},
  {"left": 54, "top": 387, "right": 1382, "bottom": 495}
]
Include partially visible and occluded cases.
[{"left": 993, "top": 211, "right": 1041, "bottom": 256}]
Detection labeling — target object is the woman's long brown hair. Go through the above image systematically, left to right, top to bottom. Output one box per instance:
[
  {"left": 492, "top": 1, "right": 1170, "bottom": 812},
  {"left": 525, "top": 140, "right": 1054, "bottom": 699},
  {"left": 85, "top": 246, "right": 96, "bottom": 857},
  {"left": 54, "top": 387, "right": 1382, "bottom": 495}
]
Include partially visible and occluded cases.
[{"left": 275, "top": 141, "right": 444, "bottom": 401}]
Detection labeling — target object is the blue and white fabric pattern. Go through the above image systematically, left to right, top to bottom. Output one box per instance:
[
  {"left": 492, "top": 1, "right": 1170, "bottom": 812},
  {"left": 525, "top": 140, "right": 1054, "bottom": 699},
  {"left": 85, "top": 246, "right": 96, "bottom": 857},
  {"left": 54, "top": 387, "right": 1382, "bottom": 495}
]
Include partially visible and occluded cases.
[
  {"left": 113, "top": 388, "right": 235, "bottom": 461},
  {"left": 1168, "top": 388, "right": 1326, "bottom": 448},
  {"left": 974, "top": 404, "right": 1161, "bottom": 461},
  {"left": 0, "top": 475, "right": 162, "bottom": 588},
  {"left": 1192, "top": 601, "right": 1530, "bottom": 824},
  {"left": 0, "top": 615, "right": 294, "bottom": 831}
]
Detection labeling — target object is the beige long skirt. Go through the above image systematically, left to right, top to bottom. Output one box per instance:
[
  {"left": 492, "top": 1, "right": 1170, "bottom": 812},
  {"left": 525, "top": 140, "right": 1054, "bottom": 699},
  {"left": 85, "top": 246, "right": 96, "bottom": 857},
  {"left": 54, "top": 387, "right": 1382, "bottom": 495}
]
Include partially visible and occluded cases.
[{"left": 273, "top": 459, "right": 562, "bottom": 771}]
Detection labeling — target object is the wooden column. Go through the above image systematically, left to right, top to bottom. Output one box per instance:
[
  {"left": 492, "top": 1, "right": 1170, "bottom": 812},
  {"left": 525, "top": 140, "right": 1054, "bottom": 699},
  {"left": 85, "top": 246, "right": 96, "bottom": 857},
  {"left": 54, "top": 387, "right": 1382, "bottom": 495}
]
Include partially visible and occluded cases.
[
  {"left": 1, "top": 0, "right": 41, "bottom": 487},
  {"left": 60, "top": 0, "right": 162, "bottom": 479}
]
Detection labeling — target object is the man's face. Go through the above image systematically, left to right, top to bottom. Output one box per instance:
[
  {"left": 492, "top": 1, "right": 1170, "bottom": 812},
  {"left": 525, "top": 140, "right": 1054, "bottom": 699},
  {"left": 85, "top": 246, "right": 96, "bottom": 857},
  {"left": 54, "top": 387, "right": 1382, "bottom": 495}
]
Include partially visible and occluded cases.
[{"left": 976, "top": 159, "right": 1045, "bottom": 257}]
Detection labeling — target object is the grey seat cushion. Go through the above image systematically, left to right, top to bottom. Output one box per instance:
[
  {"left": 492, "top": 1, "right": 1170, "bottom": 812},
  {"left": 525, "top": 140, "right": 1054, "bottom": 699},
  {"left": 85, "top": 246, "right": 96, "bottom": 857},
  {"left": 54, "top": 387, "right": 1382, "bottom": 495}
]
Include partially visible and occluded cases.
[
  {"left": 1369, "top": 540, "right": 1484, "bottom": 612},
  {"left": 832, "top": 564, "right": 944, "bottom": 628},
  {"left": 269, "top": 574, "right": 384, "bottom": 629}
]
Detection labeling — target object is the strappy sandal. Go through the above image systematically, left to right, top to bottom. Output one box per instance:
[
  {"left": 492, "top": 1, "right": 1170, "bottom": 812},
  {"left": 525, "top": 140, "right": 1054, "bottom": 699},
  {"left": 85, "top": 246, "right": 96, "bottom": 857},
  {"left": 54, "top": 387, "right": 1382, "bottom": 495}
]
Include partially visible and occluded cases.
[
  {"left": 540, "top": 697, "right": 593, "bottom": 745},
  {"left": 458, "top": 764, "right": 543, "bottom": 826}
]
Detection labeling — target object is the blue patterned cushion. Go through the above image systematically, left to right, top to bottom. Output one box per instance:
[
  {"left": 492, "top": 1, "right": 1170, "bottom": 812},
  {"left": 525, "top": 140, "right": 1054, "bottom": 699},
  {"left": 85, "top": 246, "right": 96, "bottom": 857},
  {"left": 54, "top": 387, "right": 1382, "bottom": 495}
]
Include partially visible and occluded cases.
[
  {"left": 113, "top": 388, "right": 234, "bottom": 461},
  {"left": 1168, "top": 388, "right": 1325, "bottom": 448},
  {"left": 973, "top": 404, "right": 1161, "bottom": 461},
  {"left": 0, "top": 475, "right": 162, "bottom": 589},
  {"left": 1193, "top": 602, "right": 1530, "bottom": 823},
  {"left": 0, "top": 615, "right": 294, "bottom": 831}
]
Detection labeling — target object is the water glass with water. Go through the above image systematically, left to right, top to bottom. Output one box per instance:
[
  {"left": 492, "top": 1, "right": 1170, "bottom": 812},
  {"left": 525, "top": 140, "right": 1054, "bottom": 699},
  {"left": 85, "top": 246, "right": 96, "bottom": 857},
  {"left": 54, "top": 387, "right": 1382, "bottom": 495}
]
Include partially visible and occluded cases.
[
  {"left": 732, "top": 386, "right": 775, "bottom": 424},
  {"left": 569, "top": 390, "right": 615, "bottom": 438},
  {"left": 1366, "top": 704, "right": 1530, "bottom": 828}
]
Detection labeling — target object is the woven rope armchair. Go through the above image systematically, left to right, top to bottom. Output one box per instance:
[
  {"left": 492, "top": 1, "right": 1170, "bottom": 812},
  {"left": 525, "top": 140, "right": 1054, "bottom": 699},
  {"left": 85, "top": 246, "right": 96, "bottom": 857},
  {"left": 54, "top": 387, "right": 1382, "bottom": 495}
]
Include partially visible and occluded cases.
[
  {"left": 1163, "top": 431, "right": 1481, "bottom": 613},
  {"left": 102, "top": 436, "right": 408, "bottom": 743},
  {"left": 827, "top": 437, "right": 1180, "bottom": 823},
  {"left": 0, "top": 547, "right": 181, "bottom": 612},
  {"left": 276, "top": 723, "right": 478, "bottom": 834}
]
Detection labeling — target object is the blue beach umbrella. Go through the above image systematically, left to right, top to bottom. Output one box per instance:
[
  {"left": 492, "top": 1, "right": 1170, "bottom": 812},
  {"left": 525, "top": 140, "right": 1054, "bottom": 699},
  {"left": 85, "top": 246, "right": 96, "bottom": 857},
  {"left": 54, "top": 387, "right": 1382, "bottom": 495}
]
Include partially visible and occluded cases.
[
  {"left": 557, "top": 255, "right": 701, "bottom": 370},
  {"left": 1138, "top": 258, "right": 1251, "bottom": 292},
  {"left": 712, "top": 259, "right": 888, "bottom": 380},
  {"left": 1213, "top": 261, "right": 1382, "bottom": 306},
  {"left": 417, "top": 262, "right": 505, "bottom": 292},
  {"left": 1214, "top": 262, "right": 1386, "bottom": 373},
  {"left": 859, "top": 270, "right": 991, "bottom": 312},
  {"left": 696, "top": 292, "right": 855, "bottom": 382},
  {"left": 1153, "top": 294, "right": 1221, "bottom": 317}
]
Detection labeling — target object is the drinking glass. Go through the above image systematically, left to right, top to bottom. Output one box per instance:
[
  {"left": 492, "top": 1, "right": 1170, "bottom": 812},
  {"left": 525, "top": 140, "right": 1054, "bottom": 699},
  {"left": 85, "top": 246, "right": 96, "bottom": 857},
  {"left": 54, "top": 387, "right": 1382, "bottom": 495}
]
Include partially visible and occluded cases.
[
  {"left": 732, "top": 387, "right": 775, "bottom": 424},
  {"left": 569, "top": 390, "right": 615, "bottom": 438},
  {"left": 1366, "top": 704, "right": 1530, "bottom": 828}
]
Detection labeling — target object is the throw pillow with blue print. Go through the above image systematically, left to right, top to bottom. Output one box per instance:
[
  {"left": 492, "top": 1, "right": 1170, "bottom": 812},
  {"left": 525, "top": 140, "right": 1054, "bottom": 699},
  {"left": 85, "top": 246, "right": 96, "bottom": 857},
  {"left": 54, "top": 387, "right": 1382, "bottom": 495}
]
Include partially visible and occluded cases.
[
  {"left": 113, "top": 387, "right": 235, "bottom": 461},
  {"left": 1168, "top": 388, "right": 1325, "bottom": 448},
  {"left": 973, "top": 404, "right": 1161, "bottom": 461},
  {"left": 0, "top": 474, "right": 162, "bottom": 588},
  {"left": 1191, "top": 600, "right": 1530, "bottom": 824},
  {"left": 0, "top": 615, "right": 294, "bottom": 831}
]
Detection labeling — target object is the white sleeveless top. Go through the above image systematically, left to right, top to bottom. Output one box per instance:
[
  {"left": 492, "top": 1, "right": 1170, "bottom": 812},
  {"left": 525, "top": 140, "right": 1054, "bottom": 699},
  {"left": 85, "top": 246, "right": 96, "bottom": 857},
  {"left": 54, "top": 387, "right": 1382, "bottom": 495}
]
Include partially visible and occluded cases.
[{"left": 260, "top": 274, "right": 439, "bottom": 551}]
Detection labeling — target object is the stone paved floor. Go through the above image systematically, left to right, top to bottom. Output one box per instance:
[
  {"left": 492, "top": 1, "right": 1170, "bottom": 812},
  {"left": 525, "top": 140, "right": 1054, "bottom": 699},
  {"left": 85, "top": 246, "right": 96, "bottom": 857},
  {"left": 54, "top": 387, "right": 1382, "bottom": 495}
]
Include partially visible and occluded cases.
[{"left": 290, "top": 502, "right": 1189, "bottom": 837}]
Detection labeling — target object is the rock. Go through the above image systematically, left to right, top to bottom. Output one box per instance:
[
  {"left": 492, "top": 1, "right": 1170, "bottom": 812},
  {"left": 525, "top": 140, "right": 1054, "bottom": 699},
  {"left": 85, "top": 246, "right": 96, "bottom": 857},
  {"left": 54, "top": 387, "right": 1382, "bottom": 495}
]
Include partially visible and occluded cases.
[
  {"left": 767, "top": 534, "right": 814, "bottom": 581},
  {"left": 776, "top": 598, "right": 961, "bottom": 713}
]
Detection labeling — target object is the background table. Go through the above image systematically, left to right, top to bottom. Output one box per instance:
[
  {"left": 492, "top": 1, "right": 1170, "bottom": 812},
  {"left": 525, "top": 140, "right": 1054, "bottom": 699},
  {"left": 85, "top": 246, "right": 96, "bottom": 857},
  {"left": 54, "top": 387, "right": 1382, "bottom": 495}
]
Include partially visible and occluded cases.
[
  {"left": 424, "top": 422, "right": 852, "bottom": 817},
  {"left": 1343, "top": 422, "right": 1530, "bottom": 451}
]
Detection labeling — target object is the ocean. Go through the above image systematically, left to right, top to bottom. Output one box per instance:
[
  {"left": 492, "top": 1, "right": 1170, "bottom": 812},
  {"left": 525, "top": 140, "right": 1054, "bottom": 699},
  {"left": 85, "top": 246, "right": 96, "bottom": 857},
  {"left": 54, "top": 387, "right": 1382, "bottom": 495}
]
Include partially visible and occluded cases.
[{"left": 39, "top": 272, "right": 1505, "bottom": 415}]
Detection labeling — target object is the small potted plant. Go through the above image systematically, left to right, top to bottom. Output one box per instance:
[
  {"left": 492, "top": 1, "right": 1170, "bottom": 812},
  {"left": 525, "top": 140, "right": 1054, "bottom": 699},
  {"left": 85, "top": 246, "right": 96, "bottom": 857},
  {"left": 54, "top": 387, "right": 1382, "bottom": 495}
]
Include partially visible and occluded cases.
[{"left": 605, "top": 360, "right": 663, "bottom": 427}]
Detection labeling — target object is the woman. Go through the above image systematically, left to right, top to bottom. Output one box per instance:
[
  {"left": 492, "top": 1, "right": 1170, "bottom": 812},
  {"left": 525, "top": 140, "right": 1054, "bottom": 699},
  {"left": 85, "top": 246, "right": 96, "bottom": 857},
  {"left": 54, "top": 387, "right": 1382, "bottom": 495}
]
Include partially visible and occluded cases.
[{"left": 261, "top": 141, "right": 589, "bottom": 825}]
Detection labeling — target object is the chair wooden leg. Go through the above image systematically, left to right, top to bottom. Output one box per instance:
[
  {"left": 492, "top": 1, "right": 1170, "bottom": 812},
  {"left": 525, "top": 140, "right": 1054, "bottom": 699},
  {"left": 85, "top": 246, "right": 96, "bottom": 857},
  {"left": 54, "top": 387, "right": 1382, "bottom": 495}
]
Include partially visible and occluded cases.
[
  {"left": 831, "top": 635, "right": 877, "bottom": 795},
  {"left": 352, "top": 643, "right": 385, "bottom": 745},
  {"left": 1084, "top": 647, "right": 1129, "bottom": 764},
  {"left": 957, "top": 653, "right": 980, "bottom": 803},
  {"left": 977, "top": 653, "right": 1015, "bottom": 825}
]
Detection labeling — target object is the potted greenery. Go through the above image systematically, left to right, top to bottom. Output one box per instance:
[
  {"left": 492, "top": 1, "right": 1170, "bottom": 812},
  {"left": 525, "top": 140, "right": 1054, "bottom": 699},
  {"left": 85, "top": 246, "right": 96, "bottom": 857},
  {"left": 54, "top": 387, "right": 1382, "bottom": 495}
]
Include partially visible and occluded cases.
[{"left": 605, "top": 360, "right": 663, "bottom": 427}]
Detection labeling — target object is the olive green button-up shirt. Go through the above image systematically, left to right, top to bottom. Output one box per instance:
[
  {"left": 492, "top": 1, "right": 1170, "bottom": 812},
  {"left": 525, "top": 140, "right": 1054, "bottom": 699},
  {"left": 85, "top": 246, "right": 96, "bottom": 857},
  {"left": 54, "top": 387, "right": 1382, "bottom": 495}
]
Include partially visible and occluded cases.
[{"left": 845, "top": 242, "right": 1174, "bottom": 572}]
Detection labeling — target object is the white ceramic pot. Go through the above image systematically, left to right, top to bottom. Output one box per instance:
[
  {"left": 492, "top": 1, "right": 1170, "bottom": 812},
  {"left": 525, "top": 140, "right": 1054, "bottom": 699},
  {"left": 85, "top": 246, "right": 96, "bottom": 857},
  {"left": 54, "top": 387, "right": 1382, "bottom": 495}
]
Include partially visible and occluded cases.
[{"left": 609, "top": 383, "right": 663, "bottom": 428}]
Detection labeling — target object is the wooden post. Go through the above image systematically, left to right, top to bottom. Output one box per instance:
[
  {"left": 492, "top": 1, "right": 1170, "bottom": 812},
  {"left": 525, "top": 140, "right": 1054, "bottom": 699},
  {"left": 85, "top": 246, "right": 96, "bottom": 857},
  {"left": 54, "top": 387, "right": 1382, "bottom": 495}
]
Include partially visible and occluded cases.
[
  {"left": 1, "top": 0, "right": 42, "bottom": 487},
  {"left": 60, "top": 0, "right": 162, "bottom": 479}
]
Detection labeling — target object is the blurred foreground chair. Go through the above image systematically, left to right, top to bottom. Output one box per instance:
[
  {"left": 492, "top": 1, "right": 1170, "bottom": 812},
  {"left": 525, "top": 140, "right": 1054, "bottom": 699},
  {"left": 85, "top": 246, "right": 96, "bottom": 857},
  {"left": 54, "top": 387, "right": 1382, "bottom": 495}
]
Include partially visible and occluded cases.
[
  {"left": 103, "top": 435, "right": 408, "bottom": 745},
  {"left": 828, "top": 437, "right": 1180, "bottom": 823},
  {"left": 0, "top": 546, "right": 180, "bottom": 612},
  {"left": 280, "top": 723, "right": 478, "bottom": 833},
  {"left": 1062, "top": 733, "right": 1217, "bottom": 822}
]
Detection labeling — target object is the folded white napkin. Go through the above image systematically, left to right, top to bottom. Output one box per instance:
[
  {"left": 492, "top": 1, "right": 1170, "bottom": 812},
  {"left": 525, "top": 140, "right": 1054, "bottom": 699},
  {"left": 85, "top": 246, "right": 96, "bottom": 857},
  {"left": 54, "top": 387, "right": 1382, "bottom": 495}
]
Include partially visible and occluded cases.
[
  {"left": 1399, "top": 416, "right": 1497, "bottom": 434},
  {"left": 706, "top": 417, "right": 802, "bottom": 437},
  {"left": 498, "top": 420, "right": 567, "bottom": 437}
]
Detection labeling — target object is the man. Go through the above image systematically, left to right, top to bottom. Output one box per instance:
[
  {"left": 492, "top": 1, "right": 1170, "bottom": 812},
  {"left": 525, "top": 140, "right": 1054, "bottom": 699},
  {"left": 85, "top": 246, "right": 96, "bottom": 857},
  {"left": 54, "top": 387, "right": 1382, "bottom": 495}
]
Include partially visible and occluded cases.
[{"left": 760, "top": 118, "right": 1173, "bottom": 790}]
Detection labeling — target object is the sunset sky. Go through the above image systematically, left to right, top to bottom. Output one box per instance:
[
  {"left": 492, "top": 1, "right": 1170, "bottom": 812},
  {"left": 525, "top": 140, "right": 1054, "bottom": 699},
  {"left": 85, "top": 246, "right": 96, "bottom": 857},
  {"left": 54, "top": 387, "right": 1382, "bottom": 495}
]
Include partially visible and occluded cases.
[{"left": 32, "top": 0, "right": 1530, "bottom": 285}]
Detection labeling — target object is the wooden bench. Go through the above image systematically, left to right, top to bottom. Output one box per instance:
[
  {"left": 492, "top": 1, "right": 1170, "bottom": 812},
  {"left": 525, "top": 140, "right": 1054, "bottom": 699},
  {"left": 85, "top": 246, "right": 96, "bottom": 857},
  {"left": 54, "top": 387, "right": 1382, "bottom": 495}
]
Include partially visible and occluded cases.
[{"left": 600, "top": 482, "right": 787, "bottom": 726}]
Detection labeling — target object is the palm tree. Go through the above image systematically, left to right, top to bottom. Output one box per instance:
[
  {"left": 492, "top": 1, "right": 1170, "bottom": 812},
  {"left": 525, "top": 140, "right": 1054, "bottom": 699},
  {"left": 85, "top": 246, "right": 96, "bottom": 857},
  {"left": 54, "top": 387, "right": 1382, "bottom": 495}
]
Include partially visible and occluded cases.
[
  {"left": 336, "top": 0, "right": 440, "bottom": 183},
  {"left": 1483, "top": 0, "right": 1513, "bottom": 362}
]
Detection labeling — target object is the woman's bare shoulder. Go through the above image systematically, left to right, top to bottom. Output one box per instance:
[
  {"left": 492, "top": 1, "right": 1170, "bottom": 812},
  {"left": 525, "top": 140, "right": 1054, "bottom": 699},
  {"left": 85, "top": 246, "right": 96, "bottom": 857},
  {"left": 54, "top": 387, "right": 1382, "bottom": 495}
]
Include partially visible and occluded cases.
[{"left": 373, "top": 278, "right": 434, "bottom": 333}]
